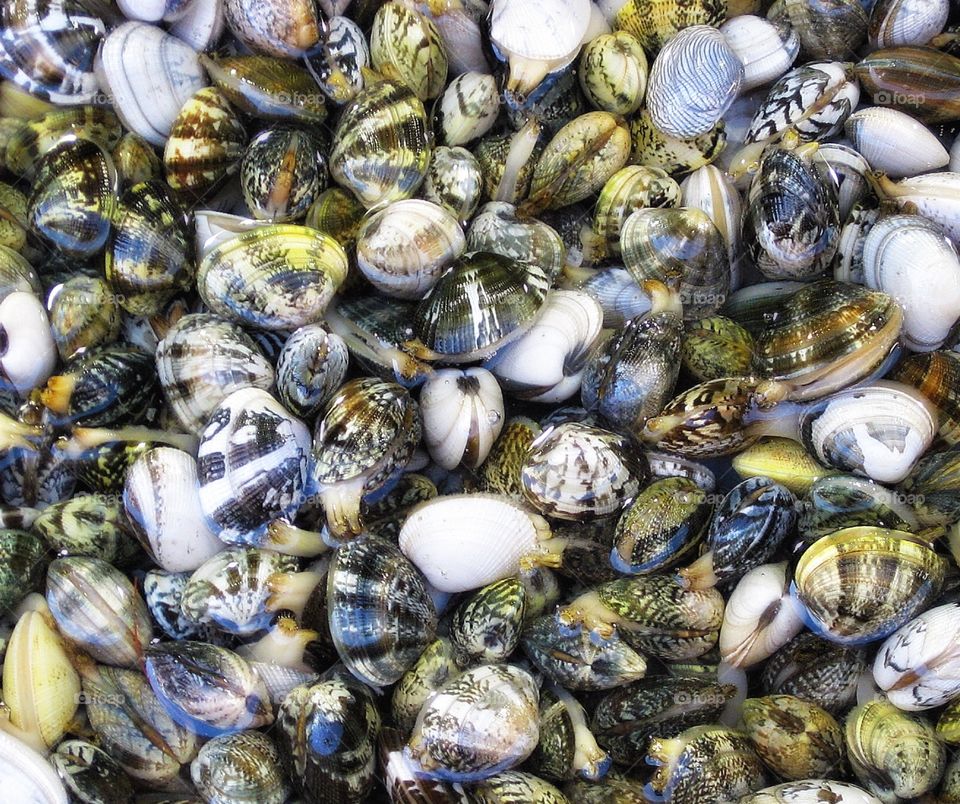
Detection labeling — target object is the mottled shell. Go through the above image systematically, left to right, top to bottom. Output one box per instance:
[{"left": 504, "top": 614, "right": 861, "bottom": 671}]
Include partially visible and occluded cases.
[
  {"left": 223, "top": 0, "right": 320, "bottom": 57},
  {"left": 612, "top": 0, "right": 726, "bottom": 53},
  {"left": 769, "top": 0, "right": 868, "bottom": 60},
  {"left": 371, "top": 2, "right": 447, "bottom": 101},
  {"left": 306, "top": 15, "right": 369, "bottom": 104},
  {"left": 646, "top": 26, "right": 744, "bottom": 140},
  {"left": 578, "top": 31, "right": 647, "bottom": 116},
  {"left": 435, "top": 71, "right": 500, "bottom": 147},
  {"left": 330, "top": 79, "right": 431, "bottom": 209},
  {"left": 164, "top": 86, "right": 246, "bottom": 193},
  {"left": 630, "top": 108, "right": 727, "bottom": 176},
  {"left": 240, "top": 125, "right": 327, "bottom": 222},
  {"left": 112, "top": 131, "right": 161, "bottom": 186},
  {"left": 422, "top": 146, "right": 483, "bottom": 226},
  {"left": 356, "top": 199, "right": 465, "bottom": 299},
  {"left": 466, "top": 202, "right": 566, "bottom": 282},
  {"left": 198, "top": 225, "right": 348, "bottom": 331},
  {"left": 411, "top": 252, "right": 550, "bottom": 362},
  {"left": 48, "top": 276, "right": 121, "bottom": 361},
  {"left": 156, "top": 313, "right": 275, "bottom": 436},
  {"left": 681, "top": 316, "right": 754, "bottom": 383},
  {"left": 276, "top": 325, "right": 349, "bottom": 420},
  {"left": 893, "top": 350, "right": 960, "bottom": 445},
  {"left": 196, "top": 387, "right": 311, "bottom": 545},
  {"left": 478, "top": 416, "right": 541, "bottom": 500},
  {"left": 521, "top": 422, "right": 648, "bottom": 521},
  {"left": 399, "top": 493, "right": 553, "bottom": 593},
  {"left": 33, "top": 494, "right": 134, "bottom": 565},
  {"left": 792, "top": 527, "right": 947, "bottom": 645},
  {"left": 328, "top": 534, "right": 437, "bottom": 687},
  {"left": 46, "top": 556, "right": 153, "bottom": 667},
  {"left": 449, "top": 578, "right": 526, "bottom": 668},
  {"left": 392, "top": 637, "right": 460, "bottom": 732},
  {"left": 143, "top": 641, "right": 273, "bottom": 737},
  {"left": 406, "top": 663, "right": 540, "bottom": 782},
  {"left": 741, "top": 695, "right": 845, "bottom": 780},
  {"left": 845, "top": 699, "right": 944, "bottom": 802},
  {"left": 191, "top": 731, "right": 290, "bottom": 804},
  {"left": 52, "top": 739, "right": 134, "bottom": 804},
  {"left": 470, "top": 771, "right": 569, "bottom": 803}
]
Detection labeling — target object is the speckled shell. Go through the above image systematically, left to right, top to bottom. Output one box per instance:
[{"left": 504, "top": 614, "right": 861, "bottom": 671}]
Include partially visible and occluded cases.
[
  {"left": 223, "top": 0, "right": 320, "bottom": 57},
  {"left": 611, "top": 0, "right": 726, "bottom": 52},
  {"left": 769, "top": 0, "right": 868, "bottom": 60},
  {"left": 371, "top": 2, "right": 447, "bottom": 101},
  {"left": 646, "top": 26, "right": 744, "bottom": 140},
  {"left": 578, "top": 31, "right": 647, "bottom": 116},
  {"left": 435, "top": 71, "right": 500, "bottom": 147},
  {"left": 330, "top": 79, "right": 432, "bottom": 209},
  {"left": 164, "top": 86, "right": 246, "bottom": 193},
  {"left": 630, "top": 108, "right": 727, "bottom": 176},
  {"left": 240, "top": 125, "right": 327, "bottom": 222},
  {"left": 112, "top": 131, "right": 161, "bottom": 186},
  {"left": 422, "top": 146, "right": 483, "bottom": 226},
  {"left": 356, "top": 198, "right": 465, "bottom": 299},
  {"left": 466, "top": 202, "right": 566, "bottom": 282},
  {"left": 198, "top": 225, "right": 348, "bottom": 331},
  {"left": 48, "top": 276, "right": 121, "bottom": 361},
  {"left": 156, "top": 313, "right": 275, "bottom": 436},
  {"left": 681, "top": 316, "right": 754, "bottom": 383},
  {"left": 275, "top": 324, "right": 348, "bottom": 421},
  {"left": 196, "top": 387, "right": 311, "bottom": 545},
  {"left": 521, "top": 422, "right": 649, "bottom": 521},
  {"left": 899, "top": 447, "right": 960, "bottom": 527},
  {"left": 799, "top": 475, "right": 920, "bottom": 545},
  {"left": 399, "top": 493, "right": 553, "bottom": 593},
  {"left": 32, "top": 494, "right": 133, "bottom": 565},
  {"left": 792, "top": 527, "right": 947, "bottom": 645},
  {"left": 328, "top": 534, "right": 438, "bottom": 687},
  {"left": 46, "top": 556, "right": 153, "bottom": 667},
  {"left": 448, "top": 578, "right": 526, "bottom": 669},
  {"left": 391, "top": 636, "right": 460, "bottom": 733},
  {"left": 143, "top": 641, "right": 273, "bottom": 737},
  {"left": 406, "top": 663, "right": 540, "bottom": 782},
  {"left": 278, "top": 674, "right": 381, "bottom": 803},
  {"left": 191, "top": 731, "right": 290, "bottom": 804},
  {"left": 52, "top": 739, "right": 135, "bottom": 804},
  {"left": 470, "top": 771, "right": 569, "bottom": 803}
]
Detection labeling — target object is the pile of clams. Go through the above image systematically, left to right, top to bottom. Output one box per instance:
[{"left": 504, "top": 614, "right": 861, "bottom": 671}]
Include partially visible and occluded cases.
[{"left": 3, "top": 0, "right": 960, "bottom": 802}]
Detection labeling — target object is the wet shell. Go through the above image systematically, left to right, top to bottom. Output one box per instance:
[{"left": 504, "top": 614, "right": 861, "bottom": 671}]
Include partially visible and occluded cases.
[
  {"left": 223, "top": 0, "right": 320, "bottom": 57},
  {"left": 611, "top": 0, "right": 725, "bottom": 53},
  {"left": 769, "top": 0, "right": 868, "bottom": 60},
  {"left": 870, "top": 0, "right": 950, "bottom": 48},
  {"left": 371, "top": 2, "right": 448, "bottom": 101},
  {"left": 720, "top": 14, "right": 799, "bottom": 92},
  {"left": 303, "top": 15, "right": 367, "bottom": 104},
  {"left": 94, "top": 22, "right": 207, "bottom": 147},
  {"left": 646, "top": 25, "right": 744, "bottom": 140},
  {"left": 578, "top": 31, "right": 647, "bottom": 116},
  {"left": 854, "top": 46, "right": 960, "bottom": 125},
  {"left": 435, "top": 71, "right": 500, "bottom": 148},
  {"left": 330, "top": 79, "right": 431, "bottom": 209},
  {"left": 163, "top": 86, "right": 246, "bottom": 193},
  {"left": 845, "top": 107, "right": 949, "bottom": 178},
  {"left": 629, "top": 108, "right": 727, "bottom": 176},
  {"left": 472, "top": 119, "right": 545, "bottom": 206},
  {"left": 240, "top": 125, "right": 327, "bottom": 222},
  {"left": 112, "top": 131, "right": 161, "bottom": 186},
  {"left": 28, "top": 137, "right": 116, "bottom": 258},
  {"left": 422, "top": 146, "right": 483, "bottom": 227},
  {"left": 873, "top": 171, "right": 960, "bottom": 243},
  {"left": 356, "top": 199, "right": 465, "bottom": 299},
  {"left": 466, "top": 202, "right": 567, "bottom": 282},
  {"left": 197, "top": 224, "right": 348, "bottom": 331},
  {"left": 410, "top": 252, "right": 549, "bottom": 362},
  {"left": 49, "top": 276, "right": 120, "bottom": 362},
  {"left": 484, "top": 289, "right": 604, "bottom": 404},
  {"left": 681, "top": 316, "right": 754, "bottom": 383},
  {"left": 275, "top": 325, "right": 348, "bottom": 421},
  {"left": 892, "top": 350, "right": 960, "bottom": 445},
  {"left": 420, "top": 366, "right": 504, "bottom": 470},
  {"left": 311, "top": 377, "right": 421, "bottom": 541},
  {"left": 196, "top": 387, "right": 311, "bottom": 545},
  {"left": 478, "top": 416, "right": 542, "bottom": 500},
  {"left": 520, "top": 422, "right": 649, "bottom": 521},
  {"left": 123, "top": 447, "right": 222, "bottom": 573},
  {"left": 798, "top": 474, "right": 920, "bottom": 542},
  {"left": 398, "top": 493, "right": 554, "bottom": 593},
  {"left": 32, "top": 494, "right": 134, "bottom": 564},
  {"left": 792, "top": 527, "right": 947, "bottom": 645},
  {"left": 328, "top": 534, "right": 437, "bottom": 688},
  {"left": 46, "top": 556, "right": 153, "bottom": 667},
  {"left": 449, "top": 578, "right": 526, "bottom": 668},
  {"left": 392, "top": 636, "right": 460, "bottom": 732},
  {"left": 143, "top": 641, "right": 273, "bottom": 737},
  {"left": 406, "top": 663, "right": 540, "bottom": 782},
  {"left": 845, "top": 699, "right": 944, "bottom": 802},
  {"left": 190, "top": 731, "right": 290, "bottom": 804},
  {"left": 51, "top": 739, "right": 134, "bottom": 804},
  {"left": 740, "top": 780, "right": 882, "bottom": 804}
]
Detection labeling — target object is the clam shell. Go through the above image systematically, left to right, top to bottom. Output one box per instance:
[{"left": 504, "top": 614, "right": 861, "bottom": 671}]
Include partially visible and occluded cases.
[
  {"left": 170, "top": 0, "right": 226, "bottom": 51},
  {"left": 223, "top": 0, "right": 320, "bottom": 57},
  {"left": 611, "top": 0, "right": 726, "bottom": 53},
  {"left": 769, "top": 0, "right": 868, "bottom": 60},
  {"left": 869, "top": 0, "right": 950, "bottom": 48},
  {"left": 371, "top": 2, "right": 448, "bottom": 101},
  {"left": 720, "top": 14, "right": 799, "bottom": 92},
  {"left": 305, "top": 15, "right": 368, "bottom": 104},
  {"left": 94, "top": 22, "right": 207, "bottom": 147},
  {"left": 646, "top": 25, "right": 744, "bottom": 140},
  {"left": 578, "top": 31, "right": 647, "bottom": 116},
  {"left": 855, "top": 46, "right": 960, "bottom": 124},
  {"left": 436, "top": 72, "right": 501, "bottom": 147},
  {"left": 845, "top": 107, "right": 949, "bottom": 178},
  {"left": 630, "top": 108, "right": 727, "bottom": 176},
  {"left": 240, "top": 125, "right": 327, "bottom": 222},
  {"left": 422, "top": 146, "right": 484, "bottom": 227},
  {"left": 680, "top": 164, "right": 742, "bottom": 265},
  {"left": 873, "top": 171, "right": 960, "bottom": 243},
  {"left": 356, "top": 199, "right": 465, "bottom": 299},
  {"left": 467, "top": 202, "right": 566, "bottom": 282},
  {"left": 198, "top": 224, "right": 348, "bottom": 331},
  {"left": 576, "top": 266, "right": 653, "bottom": 329},
  {"left": 0, "top": 291, "right": 57, "bottom": 396},
  {"left": 680, "top": 315, "right": 754, "bottom": 383},
  {"left": 275, "top": 324, "right": 348, "bottom": 421},
  {"left": 892, "top": 350, "right": 960, "bottom": 445},
  {"left": 123, "top": 447, "right": 223, "bottom": 573},
  {"left": 399, "top": 493, "right": 553, "bottom": 593},
  {"left": 450, "top": 578, "right": 526, "bottom": 668},
  {"left": 0, "top": 731, "right": 68, "bottom": 802},
  {"left": 191, "top": 731, "right": 290, "bottom": 804},
  {"left": 52, "top": 739, "right": 133, "bottom": 804}
]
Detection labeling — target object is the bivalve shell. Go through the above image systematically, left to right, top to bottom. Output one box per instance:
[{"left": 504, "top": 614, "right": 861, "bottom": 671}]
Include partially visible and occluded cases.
[
  {"left": 870, "top": 0, "right": 951, "bottom": 49},
  {"left": 721, "top": 14, "right": 799, "bottom": 91},
  {"left": 845, "top": 107, "right": 949, "bottom": 178}
]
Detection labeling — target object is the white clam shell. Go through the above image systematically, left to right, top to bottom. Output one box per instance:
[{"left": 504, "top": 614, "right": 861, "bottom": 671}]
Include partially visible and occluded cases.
[
  {"left": 170, "top": 0, "right": 226, "bottom": 52},
  {"left": 869, "top": 0, "right": 950, "bottom": 48},
  {"left": 720, "top": 14, "right": 799, "bottom": 92},
  {"left": 95, "top": 22, "right": 207, "bottom": 146},
  {"left": 646, "top": 25, "right": 744, "bottom": 140},
  {"left": 438, "top": 72, "right": 500, "bottom": 147},
  {"left": 845, "top": 107, "right": 949, "bottom": 179},
  {"left": 952, "top": 133, "right": 960, "bottom": 173},
  {"left": 817, "top": 142, "right": 873, "bottom": 222},
  {"left": 680, "top": 164, "right": 743, "bottom": 264},
  {"left": 880, "top": 171, "right": 960, "bottom": 242},
  {"left": 356, "top": 199, "right": 466, "bottom": 300},
  {"left": 861, "top": 214, "right": 960, "bottom": 352},
  {"left": 577, "top": 267, "right": 653, "bottom": 329},
  {"left": 483, "top": 290, "right": 604, "bottom": 404},
  {"left": 0, "top": 291, "right": 57, "bottom": 397},
  {"left": 420, "top": 367, "right": 504, "bottom": 471},
  {"left": 124, "top": 447, "right": 223, "bottom": 573},
  {"left": 399, "top": 494, "right": 553, "bottom": 593},
  {"left": 719, "top": 562, "right": 804, "bottom": 668},
  {"left": 873, "top": 602, "right": 960, "bottom": 711},
  {"left": 0, "top": 731, "right": 68, "bottom": 804},
  {"left": 744, "top": 780, "right": 882, "bottom": 804}
]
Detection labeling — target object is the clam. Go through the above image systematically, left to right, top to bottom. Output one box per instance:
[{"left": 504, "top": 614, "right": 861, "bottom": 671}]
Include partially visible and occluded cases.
[
  {"left": 169, "top": 0, "right": 225, "bottom": 51},
  {"left": 223, "top": 0, "right": 321, "bottom": 57},
  {"left": 609, "top": 0, "right": 726, "bottom": 53},
  {"left": 768, "top": 0, "right": 868, "bottom": 60},
  {"left": 870, "top": 0, "right": 950, "bottom": 48},
  {"left": 371, "top": 2, "right": 448, "bottom": 101},
  {"left": 306, "top": 14, "right": 368, "bottom": 104},
  {"left": 721, "top": 14, "right": 799, "bottom": 92},
  {"left": 95, "top": 22, "right": 207, "bottom": 147},
  {"left": 646, "top": 25, "right": 744, "bottom": 140},
  {"left": 578, "top": 31, "right": 647, "bottom": 116},
  {"left": 855, "top": 46, "right": 960, "bottom": 124},
  {"left": 330, "top": 78, "right": 431, "bottom": 209},
  {"left": 845, "top": 107, "right": 949, "bottom": 177},
  {"left": 630, "top": 108, "right": 727, "bottom": 176},
  {"left": 473, "top": 118, "right": 545, "bottom": 205},
  {"left": 240, "top": 125, "right": 327, "bottom": 222},
  {"left": 818, "top": 142, "right": 874, "bottom": 222},
  {"left": 422, "top": 146, "right": 484, "bottom": 226},
  {"left": 680, "top": 164, "right": 743, "bottom": 265},
  {"left": 872, "top": 171, "right": 960, "bottom": 243},
  {"left": 355, "top": 199, "right": 466, "bottom": 299},
  {"left": 467, "top": 202, "right": 567, "bottom": 282},
  {"left": 197, "top": 224, "right": 348, "bottom": 331},
  {"left": 48, "top": 277, "right": 119, "bottom": 363},
  {"left": 484, "top": 289, "right": 603, "bottom": 404},
  {"left": 0, "top": 291, "right": 57, "bottom": 397},
  {"left": 681, "top": 316, "right": 754, "bottom": 383},
  {"left": 276, "top": 324, "right": 349, "bottom": 421},
  {"left": 893, "top": 350, "right": 960, "bottom": 445},
  {"left": 420, "top": 366, "right": 504, "bottom": 471},
  {"left": 310, "top": 377, "right": 421, "bottom": 542},
  {"left": 196, "top": 387, "right": 311, "bottom": 545},
  {"left": 520, "top": 422, "right": 649, "bottom": 521},
  {"left": 900, "top": 446, "right": 960, "bottom": 527},
  {"left": 123, "top": 447, "right": 222, "bottom": 572},
  {"left": 799, "top": 474, "right": 921, "bottom": 542},
  {"left": 399, "top": 493, "right": 558, "bottom": 593},
  {"left": 33, "top": 494, "right": 135, "bottom": 565},
  {"left": 792, "top": 527, "right": 947, "bottom": 645},
  {"left": 328, "top": 534, "right": 437, "bottom": 688},
  {"left": 449, "top": 578, "right": 526, "bottom": 669},
  {"left": 143, "top": 641, "right": 272, "bottom": 737},
  {"left": 406, "top": 663, "right": 540, "bottom": 782},
  {"left": 846, "top": 699, "right": 944, "bottom": 802},
  {"left": 191, "top": 731, "right": 290, "bottom": 804},
  {"left": 52, "top": 739, "right": 134, "bottom": 804},
  {"left": 468, "top": 771, "right": 568, "bottom": 802},
  {"left": 740, "top": 780, "right": 885, "bottom": 803}
]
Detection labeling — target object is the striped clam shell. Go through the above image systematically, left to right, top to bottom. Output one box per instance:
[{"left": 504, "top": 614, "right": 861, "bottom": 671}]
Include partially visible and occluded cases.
[
  {"left": 869, "top": 0, "right": 950, "bottom": 49},
  {"left": 370, "top": 1, "right": 448, "bottom": 101},
  {"left": 306, "top": 15, "right": 369, "bottom": 104},
  {"left": 646, "top": 25, "right": 744, "bottom": 140},
  {"left": 436, "top": 71, "right": 500, "bottom": 148},
  {"left": 156, "top": 313, "right": 275, "bottom": 436},
  {"left": 275, "top": 324, "right": 349, "bottom": 421},
  {"left": 196, "top": 387, "right": 311, "bottom": 545},
  {"left": 191, "top": 731, "right": 290, "bottom": 804}
]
